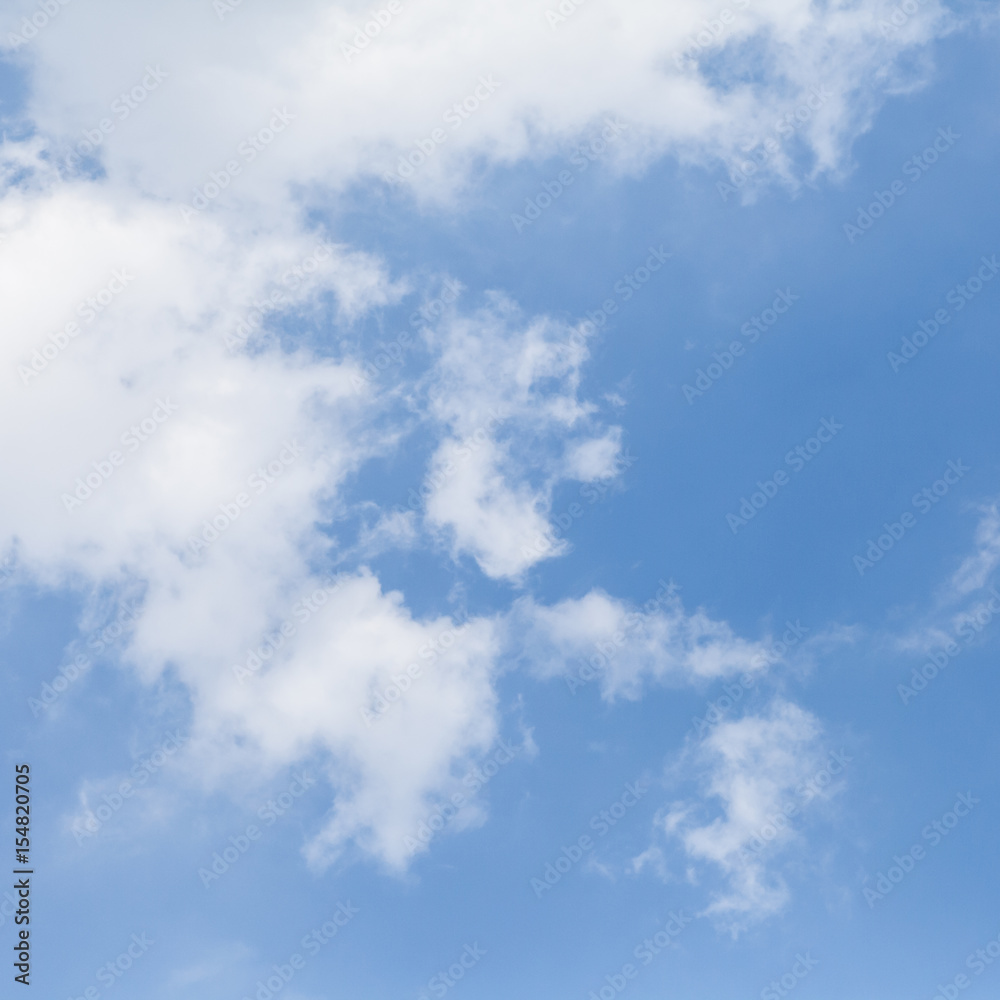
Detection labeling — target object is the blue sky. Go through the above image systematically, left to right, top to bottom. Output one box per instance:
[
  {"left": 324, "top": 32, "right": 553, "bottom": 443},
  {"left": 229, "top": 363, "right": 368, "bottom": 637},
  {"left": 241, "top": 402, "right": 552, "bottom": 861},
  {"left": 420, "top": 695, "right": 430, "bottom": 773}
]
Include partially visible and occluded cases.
[{"left": 1, "top": 2, "right": 999, "bottom": 999}]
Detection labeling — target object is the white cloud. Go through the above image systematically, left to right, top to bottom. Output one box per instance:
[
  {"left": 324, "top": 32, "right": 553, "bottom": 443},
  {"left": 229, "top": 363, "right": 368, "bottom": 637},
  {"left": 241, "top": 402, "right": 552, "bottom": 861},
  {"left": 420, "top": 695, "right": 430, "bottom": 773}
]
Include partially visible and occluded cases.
[
  {"left": 0, "top": 0, "right": 956, "bottom": 874},
  {"left": 3, "top": 0, "right": 951, "bottom": 208},
  {"left": 0, "top": 170, "right": 620, "bottom": 869},
  {"left": 0, "top": 179, "right": 507, "bottom": 869},
  {"left": 420, "top": 296, "right": 619, "bottom": 580},
  {"left": 562, "top": 430, "right": 623, "bottom": 482},
  {"left": 356, "top": 507, "right": 419, "bottom": 557},
  {"left": 177, "top": 569, "right": 501, "bottom": 871},
  {"left": 517, "top": 585, "right": 770, "bottom": 698},
  {"left": 652, "top": 699, "right": 830, "bottom": 931}
]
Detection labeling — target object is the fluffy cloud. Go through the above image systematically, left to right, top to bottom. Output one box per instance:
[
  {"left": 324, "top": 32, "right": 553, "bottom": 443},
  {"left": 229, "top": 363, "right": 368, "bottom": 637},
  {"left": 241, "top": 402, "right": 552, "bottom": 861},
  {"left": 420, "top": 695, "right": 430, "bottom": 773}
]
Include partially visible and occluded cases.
[
  {"left": 0, "top": 0, "right": 954, "bottom": 873},
  {"left": 3, "top": 0, "right": 950, "bottom": 208},
  {"left": 0, "top": 172, "right": 614, "bottom": 868},
  {"left": 0, "top": 176, "right": 504, "bottom": 868},
  {"left": 420, "top": 296, "right": 618, "bottom": 580},
  {"left": 179, "top": 569, "right": 501, "bottom": 871},
  {"left": 517, "top": 584, "right": 770, "bottom": 698},
  {"left": 654, "top": 699, "right": 832, "bottom": 931}
]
